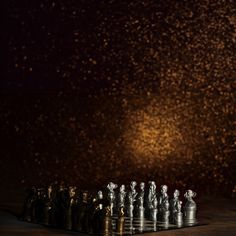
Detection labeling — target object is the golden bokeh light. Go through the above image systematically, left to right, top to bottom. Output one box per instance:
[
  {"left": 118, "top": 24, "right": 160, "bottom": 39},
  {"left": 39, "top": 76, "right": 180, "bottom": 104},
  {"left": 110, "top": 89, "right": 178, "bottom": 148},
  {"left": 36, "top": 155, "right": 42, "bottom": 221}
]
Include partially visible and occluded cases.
[{"left": 123, "top": 99, "right": 186, "bottom": 165}]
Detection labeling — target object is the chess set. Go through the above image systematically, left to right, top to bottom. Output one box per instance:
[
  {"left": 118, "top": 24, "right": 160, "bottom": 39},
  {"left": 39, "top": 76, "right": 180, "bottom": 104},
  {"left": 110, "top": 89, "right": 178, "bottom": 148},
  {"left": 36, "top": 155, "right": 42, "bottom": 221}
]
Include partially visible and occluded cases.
[{"left": 20, "top": 181, "right": 203, "bottom": 235}]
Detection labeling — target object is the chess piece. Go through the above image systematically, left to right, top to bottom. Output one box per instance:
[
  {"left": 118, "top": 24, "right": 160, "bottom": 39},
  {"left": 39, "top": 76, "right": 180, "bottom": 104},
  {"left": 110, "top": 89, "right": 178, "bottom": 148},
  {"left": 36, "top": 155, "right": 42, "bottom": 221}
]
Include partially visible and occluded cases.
[
  {"left": 127, "top": 181, "right": 138, "bottom": 218},
  {"left": 147, "top": 181, "right": 157, "bottom": 219},
  {"left": 147, "top": 181, "right": 157, "bottom": 208},
  {"left": 107, "top": 182, "right": 118, "bottom": 216},
  {"left": 137, "top": 182, "right": 145, "bottom": 218},
  {"left": 48, "top": 184, "right": 58, "bottom": 227},
  {"left": 49, "top": 184, "right": 60, "bottom": 227},
  {"left": 118, "top": 184, "right": 126, "bottom": 217},
  {"left": 56, "top": 185, "right": 68, "bottom": 228},
  {"left": 117, "top": 185, "right": 126, "bottom": 209},
  {"left": 158, "top": 185, "right": 169, "bottom": 219},
  {"left": 158, "top": 185, "right": 168, "bottom": 206},
  {"left": 42, "top": 186, "right": 52, "bottom": 225},
  {"left": 65, "top": 186, "right": 77, "bottom": 230},
  {"left": 21, "top": 187, "right": 37, "bottom": 222},
  {"left": 34, "top": 188, "right": 45, "bottom": 223},
  {"left": 170, "top": 189, "right": 180, "bottom": 222},
  {"left": 184, "top": 190, "right": 197, "bottom": 224},
  {"left": 76, "top": 191, "right": 89, "bottom": 232},
  {"left": 92, "top": 191, "right": 105, "bottom": 234},
  {"left": 93, "top": 191, "right": 104, "bottom": 210},
  {"left": 85, "top": 196, "right": 96, "bottom": 234},
  {"left": 149, "top": 197, "right": 158, "bottom": 221},
  {"left": 161, "top": 198, "right": 170, "bottom": 223},
  {"left": 174, "top": 200, "right": 183, "bottom": 226},
  {"left": 103, "top": 206, "right": 112, "bottom": 234},
  {"left": 117, "top": 208, "right": 125, "bottom": 233},
  {"left": 150, "top": 209, "right": 158, "bottom": 221},
  {"left": 103, "top": 216, "right": 112, "bottom": 234},
  {"left": 116, "top": 216, "right": 125, "bottom": 233},
  {"left": 127, "top": 216, "right": 135, "bottom": 234},
  {"left": 138, "top": 217, "right": 144, "bottom": 233},
  {"left": 152, "top": 220, "right": 157, "bottom": 231}
]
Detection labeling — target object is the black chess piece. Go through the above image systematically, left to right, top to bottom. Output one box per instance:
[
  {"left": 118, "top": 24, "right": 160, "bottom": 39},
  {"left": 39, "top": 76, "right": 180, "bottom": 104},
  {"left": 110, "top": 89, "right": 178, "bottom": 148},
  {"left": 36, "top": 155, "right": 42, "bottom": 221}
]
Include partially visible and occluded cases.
[
  {"left": 49, "top": 184, "right": 59, "bottom": 226},
  {"left": 53, "top": 185, "right": 67, "bottom": 228},
  {"left": 59, "top": 186, "right": 69, "bottom": 228},
  {"left": 65, "top": 186, "right": 77, "bottom": 230},
  {"left": 21, "top": 187, "right": 37, "bottom": 222},
  {"left": 41, "top": 187, "right": 51, "bottom": 225},
  {"left": 34, "top": 188, "right": 45, "bottom": 223},
  {"left": 70, "top": 190, "right": 79, "bottom": 230},
  {"left": 92, "top": 190, "right": 109, "bottom": 234},
  {"left": 76, "top": 191, "right": 89, "bottom": 232},
  {"left": 83, "top": 195, "right": 95, "bottom": 233},
  {"left": 92, "top": 206, "right": 104, "bottom": 234},
  {"left": 103, "top": 206, "right": 112, "bottom": 235}
]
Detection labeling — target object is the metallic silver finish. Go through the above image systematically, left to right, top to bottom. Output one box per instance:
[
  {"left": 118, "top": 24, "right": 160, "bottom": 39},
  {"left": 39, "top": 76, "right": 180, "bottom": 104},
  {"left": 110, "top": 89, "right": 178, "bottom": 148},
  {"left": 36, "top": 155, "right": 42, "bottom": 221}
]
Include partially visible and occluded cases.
[
  {"left": 127, "top": 181, "right": 138, "bottom": 218},
  {"left": 147, "top": 181, "right": 157, "bottom": 210},
  {"left": 107, "top": 182, "right": 118, "bottom": 216},
  {"left": 137, "top": 182, "right": 145, "bottom": 218},
  {"left": 137, "top": 182, "right": 145, "bottom": 209},
  {"left": 117, "top": 184, "right": 126, "bottom": 209},
  {"left": 158, "top": 185, "right": 169, "bottom": 222},
  {"left": 159, "top": 185, "right": 168, "bottom": 206},
  {"left": 170, "top": 189, "right": 180, "bottom": 223},
  {"left": 170, "top": 189, "right": 180, "bottom": 214},
  {"left": 184, "top": 189, "right": 197, "bottom": 224},
  {"left": 95, "top": 190, "right": 103, "bottom": 210},
  {"left": 161, "top": 198, "right": 170, "bottom": 223},
  {"left": 174, "top": 200, "right": 183, "bottom": 225},
  {"left": 127, "top": 205, "right": 134, "bottom": 218},
  {"left": 138, "top": 207, "right": 145, "bottom": 218},
  {"left": 150, "top": 208, "right": 158, "bottom": 221},
  {"left": 128, "top": 217, "right": 134, "bottom": 233},
  {"left": 137, "top": 217, "right": 144, "bottom": 233}
]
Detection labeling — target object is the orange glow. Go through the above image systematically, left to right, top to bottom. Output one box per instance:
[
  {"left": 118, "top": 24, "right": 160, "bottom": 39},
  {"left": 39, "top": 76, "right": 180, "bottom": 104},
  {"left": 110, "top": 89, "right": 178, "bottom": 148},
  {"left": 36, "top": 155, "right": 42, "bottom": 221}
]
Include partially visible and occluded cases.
[{"left": 123, "top": 102, "right": 183, "bottom": 165}]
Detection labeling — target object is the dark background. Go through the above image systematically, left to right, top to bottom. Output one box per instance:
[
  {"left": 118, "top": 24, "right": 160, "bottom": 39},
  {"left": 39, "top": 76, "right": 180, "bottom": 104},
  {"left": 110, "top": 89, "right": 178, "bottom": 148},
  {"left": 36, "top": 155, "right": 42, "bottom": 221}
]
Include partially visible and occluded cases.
[{"left": 1, "top": 0, "right": 235, "bottom": 204}]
